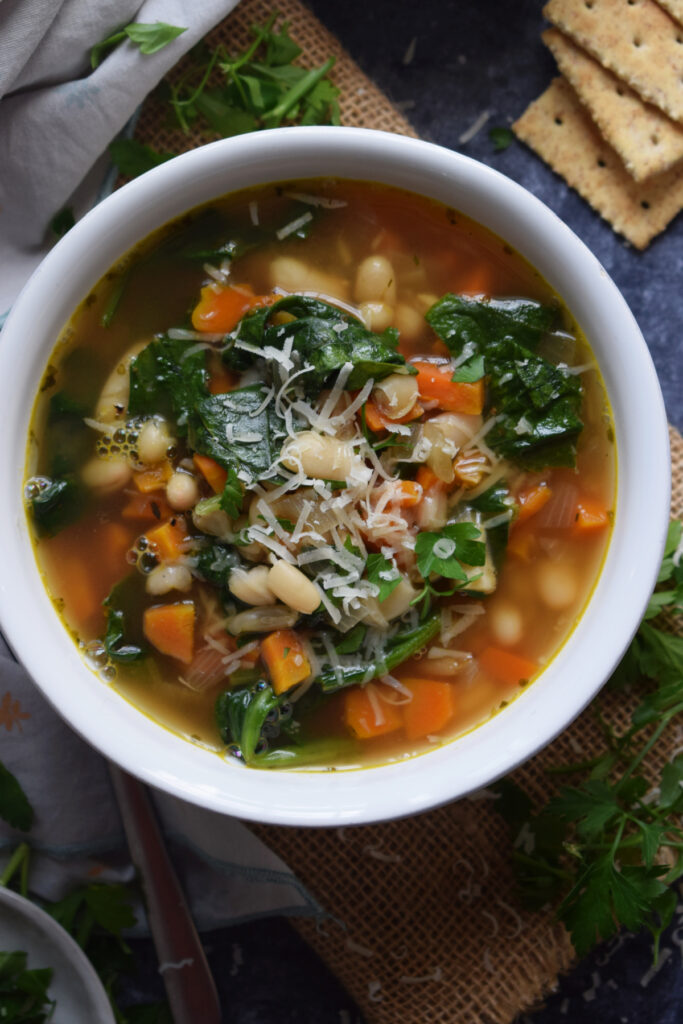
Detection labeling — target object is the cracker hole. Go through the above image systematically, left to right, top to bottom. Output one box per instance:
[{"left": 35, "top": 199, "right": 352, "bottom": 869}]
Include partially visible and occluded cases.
[
  {"left": 585, "top": 1, "right": 594, "bottom": 7},
  {"left": 676, "top": 35, "right": 682, "bottom": 44},
  {"left": 633, "top": 36, "right": 642, "bottom": 47},
  {"left": 616, "top": 87, "right": 625, "bottom": 96},
  {"left": 554, "top": 116, "right": 563, "bottom": 125},
  {"left": 651, "top": 134, "right": 660, "bottom": 146},
  {"left": 596, "top": 158, "right": 607, "bottom": 167},
  {"left": 641, "top": 200, "right": 651, "bottom": 209}
]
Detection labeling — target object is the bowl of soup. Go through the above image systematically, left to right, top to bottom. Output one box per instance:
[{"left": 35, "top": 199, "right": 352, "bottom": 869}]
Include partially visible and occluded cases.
[{"left": 0, "top": 127, "right": 669, "bottom": 824}]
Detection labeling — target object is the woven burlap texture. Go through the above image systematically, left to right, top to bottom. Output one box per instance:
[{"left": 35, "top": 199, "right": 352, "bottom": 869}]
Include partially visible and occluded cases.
[{"left": 132, "top": 2, "right": 681, "bottom": 1021}]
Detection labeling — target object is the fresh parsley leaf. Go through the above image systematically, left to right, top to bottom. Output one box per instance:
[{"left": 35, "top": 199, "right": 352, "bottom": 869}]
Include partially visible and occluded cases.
[
  {"left": 91, "top": 21, "right": 186, "bottom": 69},
  {"left": 488, "top": 126, "right": 515, "bottom": 151},
  {"left": 109, "top": 139, "right": 175, "bottom": 178},
  {"left": 50, "top": 206, "right": 75, "bottom": 238},
  {"left": 451, "top": 353, "right": 485, "bottom": 383},
  {"left": 467, "top": 483, "right": 514, "bottom": 569},
  {"left": 415, "top": 522, "right": 485, "bottom": 581},
  {"left": 365, "top": 553, "right": 401, "bottom": 602},
  {"left": 335, "top": 623, "right": 367, "bottom": 655},
  {"left": 0, "top": 761, "right": 33, "bottom": 832},
  {"left": 0, "top": 951, "right": 53, "bottom": 1022}
]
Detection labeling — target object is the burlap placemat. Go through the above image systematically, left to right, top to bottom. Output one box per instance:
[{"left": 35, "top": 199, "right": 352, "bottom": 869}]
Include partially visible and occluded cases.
[{"left": 131, "top": 2, "right": 681, "bottom": 1020}]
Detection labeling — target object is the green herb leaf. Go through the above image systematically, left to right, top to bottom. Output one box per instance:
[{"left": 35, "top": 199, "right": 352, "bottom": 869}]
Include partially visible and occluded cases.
[
  {"left": 91, "top": 21, "right": 186, "bottom": 68},
  {"left": 488, "top": 126, "right": 515, "bottom": 151},
  {"left": 109, "top": 139, "right": 175, "bottom": 178},
  {"left": 50, "top": 206, "right": 75, "bottom": 238},
  {"left": 451, "top": 353, "right": 485, "bottom": 383},
  {"left": 219, "top": 464, "right": 244, "bottom": 520},
  {"left": 28, "top": 476, "right": 81, "bottom": 537},
  {"left": 415, "top": 522, "right": 485, "bottom": 581},
  {"left": 365, "top": 553, "right": 401, "bottom": 602},
  {"left": 103, "top": 576, "right": 148, "bottom": 663},
  {"left": 215, "top": 681, "right": 279, "bottom": 762},
  {"left": 0, "top": 762, "right": 34, "bottom": 832},
  {"left": 0, "top": 950, "right": 53, "bottom": 1022}
]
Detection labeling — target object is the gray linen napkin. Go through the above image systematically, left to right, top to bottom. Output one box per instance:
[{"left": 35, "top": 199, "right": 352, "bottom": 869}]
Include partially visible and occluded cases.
[{"left": 0, "top": 0, "right": 320, "bottom": 930}]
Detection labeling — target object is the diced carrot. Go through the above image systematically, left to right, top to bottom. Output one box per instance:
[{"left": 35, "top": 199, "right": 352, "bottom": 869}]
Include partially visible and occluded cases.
[
  {"left": 454, "top": 262, "right": 495, "bottom": 298},
  {"left": 191, "top": 284, "right": 266, "bottom": 334},
  {"left": 412, "top": 361, "right": 484, "bottom": 414},
  {"left": 208, "top": 368, "right": 239, "bottom": 394},
  {"left": 363, "top": 398, "right": 424, "bottom": 434},
  {"left": 193, "top": 454, "right": 228, "bottom": 494},
  {"left": 133, "top": 464, "right": 172, "bottom": 493},
  {"left": 416, "top": 464, "right": 446, "bottom": 492},
  {"left": 392, "top": 480, "right": 422, "bottom": 508},
  {"left": 514, "top": 483, "right": 552, "bottom": 526},
  {"left": 122, "top": 492, "right": 171, "bottom": 522},
  {"left": 572, "top": 498, "right": 610, "bottom": 535},
  {"left": 144, "top": 519, "right": 189, "bottom": 562},
  {"left": 55, "top": 551, "right": 100, "bottom": 626},
  {"left": 143, "top": 602, "right": 195, "bottom": 664},
  {"left": 261, "top": 629, "right": 311, "bottom": 695},
  {"left": 479, "top": 647, "right": 538, "bottom": 687},
  {"left": 400, "top": 678, "right": 456, "bottom": 741},
  {"left": 344, "top": 685, "right": 403, "bottom": 740}
]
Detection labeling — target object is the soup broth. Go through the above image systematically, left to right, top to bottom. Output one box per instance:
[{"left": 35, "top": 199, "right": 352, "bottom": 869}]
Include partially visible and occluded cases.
[{"left": 26, "top": 180, "right": 615, "bottom": 769}]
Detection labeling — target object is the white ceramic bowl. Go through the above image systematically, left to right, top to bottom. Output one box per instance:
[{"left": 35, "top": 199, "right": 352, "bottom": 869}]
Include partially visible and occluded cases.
[{"left": 0, "top": 127, "right": 670, "bottom": 825}]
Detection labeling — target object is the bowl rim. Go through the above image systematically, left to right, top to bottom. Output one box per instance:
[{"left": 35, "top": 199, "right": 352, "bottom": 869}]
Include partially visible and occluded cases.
[{"left": 0, "top": 126, "right": 671, "bottom": 826}]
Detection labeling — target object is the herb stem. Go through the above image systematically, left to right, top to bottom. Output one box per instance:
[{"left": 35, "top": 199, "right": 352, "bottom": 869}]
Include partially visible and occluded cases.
[
  {"left": 264, "top": 56, "right": 336, "bottom": 127},
  {"left": 621, "top": 712, "right": 680, "bottom": 784},
  {"left": 0, "top": 841, "right": 30, "bottom": 890},
  {"left": 511, "top": 850, "right": 572, "bottom": 881}
]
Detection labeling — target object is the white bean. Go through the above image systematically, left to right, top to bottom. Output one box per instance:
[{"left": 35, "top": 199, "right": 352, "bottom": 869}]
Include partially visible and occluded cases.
[
  {"left": 354, "top": 255, "right": 396, "bottom": 305},
  {"left": 269, "top": 256, "right": 349, "bottom": 300},
  {"left": 359, "top": 301, "right": 394, "bottom": 332},
  {"left": 394, "top": 303, "right": 425, "bottom": 343},
  {"left": 95, "top": 341, "right": 146, "bottom": 423},
  {"left": 373, "top": 373, "right": 419, "bottom": 419},
  {"left": 429, "top": 412, "right": 483, "bottom": 450},
  {"left": 137, "top": 418, "right": 171, "bottom": 464},
  {"left": 423, "top": 423, "right": 455, "bottom": 484},
  {"left": 281, "top": 431, "right": 360, "bottom": 481},
  {"left": 81, "top": 456, "right": 131, "bottom": 493},
  {"left": 166, "top": 472, "right": 199, "bottom": 512},
  {"left": 417, "top": 490, "right": 448, "bottom": 531},
  {"left": 268, "top": 560, "right": 322, "bottom": 615},
  {"left": 536, "top": 561, "right": 579, "bottom": 610},
  {"left": 146, "top": 564, "right": 193, "bottom": 596},
  {"left": 228, "top": 566, "right": 275, "bottom": 607},
  {"left": 379, "top": 577, "right": 417, "bottom": 620},
  {"left": 489, "top": 600, "right": 524, "bottom": 647},
  {"left": 226, "top": 605, "right": 299, "bottom": 635}
]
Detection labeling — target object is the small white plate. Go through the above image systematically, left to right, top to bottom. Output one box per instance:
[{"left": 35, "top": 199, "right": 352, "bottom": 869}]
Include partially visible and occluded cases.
[{"left": 0, "top": 887, "right": 116, "bottom": 1023}]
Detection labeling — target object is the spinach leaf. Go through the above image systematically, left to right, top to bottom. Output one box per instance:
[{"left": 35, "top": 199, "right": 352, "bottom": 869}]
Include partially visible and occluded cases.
[
  {"left": 426, "top": 293, "right": 558, "bottom": 354},
  {"left": 427, "top": 294, "right": 583, "bottom": 469},
  {"left": 225, "top": 295, "right": 413, "bottom": 393},
  {"left": 128, "top": 335, "right": 208, "bottom": 432},
  {"left": 190, "top": 384, "right": 290, "bottom": 486},
  {"left": 28, "top": 477, "right": 81, "bottom": 536},
  {"left": 468, "top": 483, "right": 515, "bottom": 569},
  {"left": 194, "top": 538, "right": 242, "bottom": 589},
  {"left": 103, "top": 576, "right": 148, "bottom": 662},
  {"left": 318, "top": 614, "right": 441, "bottom": 693},
  {"left": 215, "top": 681, "right": 280, "bottom": 762},
  {"left": 253, "top": 737, "right": 359, "bottom": 768},
  {"left": 0, "top": 761, "right": 33, "bottom": 832}
]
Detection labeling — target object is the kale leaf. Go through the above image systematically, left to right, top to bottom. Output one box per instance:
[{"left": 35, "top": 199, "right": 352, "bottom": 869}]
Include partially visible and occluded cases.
[
  {"left": 427, "top": 294, "right": 583, "bottom": 469},
  {"left": 225, "top": 295, "right": 413, "bottom": 393}
]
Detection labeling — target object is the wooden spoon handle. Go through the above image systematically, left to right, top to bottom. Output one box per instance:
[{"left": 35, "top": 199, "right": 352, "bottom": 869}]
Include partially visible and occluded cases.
[{"left": 109, "top": 765, "right": 222, "bottom": 1023}]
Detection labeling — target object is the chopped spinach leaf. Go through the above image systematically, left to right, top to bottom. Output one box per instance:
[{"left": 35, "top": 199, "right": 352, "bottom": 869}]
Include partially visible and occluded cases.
[
  {"left": 426, "top": 293, "right": 558, "bottom": 353},
  {"left": 225, "top": 294, "right": 412, "bottom": 393},
  {"left": 128, "top": 334, "right": 208, "bottom": 431},
  {"left": 452, "top": 353, "right": 485, "bottom": 383},
  {"left": 219, "top": 464, "right": 244, "bottom": 519},
  {"left": 28, "top": 477, "right": 81, "bottom": 536},
  {"left": 468, "top": 483, "right": 515, "bottom": 569},
  {"left": 194, "top": 538, "right": 241, "bottom": 589},
  {"left": 103, "top": 576, "right": 148, "bottom": 662},
  {"left": 318, "top": 614, "right": 441, "bottom": 693},
  {"left": 215, "top": 681, "right": 280, "bottom": 762}
]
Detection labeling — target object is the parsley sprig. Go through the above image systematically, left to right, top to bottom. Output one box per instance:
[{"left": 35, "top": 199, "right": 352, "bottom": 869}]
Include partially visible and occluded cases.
[
  {"left": 110, "top": 14, "right": 340, "bottom": 178},
  {"left": 494, "top": 521, "right": 683, "bottom": 959}
]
